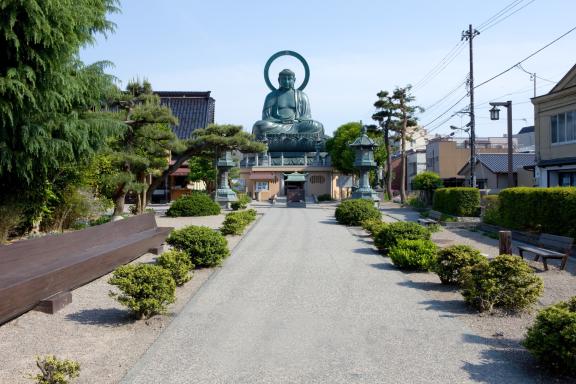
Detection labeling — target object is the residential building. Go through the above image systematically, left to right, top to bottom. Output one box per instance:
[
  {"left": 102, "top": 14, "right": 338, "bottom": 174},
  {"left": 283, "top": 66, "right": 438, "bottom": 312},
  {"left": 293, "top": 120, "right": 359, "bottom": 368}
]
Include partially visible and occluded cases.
[
  {"left": 531, "top": 64, "right": 576, "bottom": 187},
  {"left": 514, "top": 125, "right": 535, "bottom": 152},
  {"left": 426, "top": 136, "right": 513, "bottom": 186},
  {"left": 407, "top": 149, "right": 427, "bottom": 191},
  {"left": 457, "top": 153, "right": 535, "bottom": 191}
]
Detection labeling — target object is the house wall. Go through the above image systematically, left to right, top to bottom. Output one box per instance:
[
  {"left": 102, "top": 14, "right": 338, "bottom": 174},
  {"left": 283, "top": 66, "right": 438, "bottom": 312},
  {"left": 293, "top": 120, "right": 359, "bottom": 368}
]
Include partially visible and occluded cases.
[{"left": 534, "top": 88, "right": 576, "bottom": 161}]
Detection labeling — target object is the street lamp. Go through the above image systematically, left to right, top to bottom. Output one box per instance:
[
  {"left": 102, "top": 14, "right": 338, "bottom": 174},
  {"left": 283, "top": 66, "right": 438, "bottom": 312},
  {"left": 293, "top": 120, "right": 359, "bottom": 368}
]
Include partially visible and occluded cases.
[
  {"left": 489, "top": 101, "right": 514, "bottom": 187},
  {"left": 450, "top": 124, "right": 475, "bottom": 187}
]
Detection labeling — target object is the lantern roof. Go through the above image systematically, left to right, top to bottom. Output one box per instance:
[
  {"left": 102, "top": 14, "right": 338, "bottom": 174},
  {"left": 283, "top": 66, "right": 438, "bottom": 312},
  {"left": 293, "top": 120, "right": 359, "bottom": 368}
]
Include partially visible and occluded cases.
[{"left": 349, "top": 126, "right": 378, "bottom": 148}]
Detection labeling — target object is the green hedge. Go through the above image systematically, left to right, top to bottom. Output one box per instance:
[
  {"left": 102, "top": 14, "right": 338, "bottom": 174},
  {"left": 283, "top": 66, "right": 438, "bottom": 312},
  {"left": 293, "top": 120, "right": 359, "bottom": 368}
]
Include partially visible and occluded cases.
[
  {"left": 433, "top": 187, "right": 480, "bottom": 217},
  {"left": 498, "top": 187, "right": 576, "bottom": 237},
  {"left": 166, "top": 193, "right": 220, "bottom": 217},
  {"left": 335, "top": 199, "right": 380, "bottom": 226},
  {"left": 220, "top": 209, "right": 257, "bottom": 235},
  {"left": 374, "top": 221, "right": 431, "bottom": 252},
  {"left": 166, "top": 225, "right": 230, "bottom": 267},
  {"left": 389, "top": 239, "right": 438, "bottom": 271},
  {"left": 157, "top": 249, "right": 193, "bottom": 286},
  {"left": 523, "top": 296, "right": 576, "bottom": 374}
]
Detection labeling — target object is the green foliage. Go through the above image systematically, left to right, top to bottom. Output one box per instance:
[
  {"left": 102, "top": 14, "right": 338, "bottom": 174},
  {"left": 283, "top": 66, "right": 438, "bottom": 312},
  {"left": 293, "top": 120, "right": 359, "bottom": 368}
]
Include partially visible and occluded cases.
[
  {"left": 0, "top": 0, "right": 124, "bottom": 226},
  {"left": 326, "top": 122, "right": 387, "bottom": 174},
  {"left": 187, "top": 156, "right": 217, "bottom": 191},
  {"left": 412, "top": 172, "right": 443, "bottom": 191},
  {"left": 498, "top": 187, "right": 576, "bottom": 237},
  {"left": 433, "top": 188, "right": 480, "bottom": 217},
  {"left": 166, "top": 193, "right": 221, "bottom": 217},
  {"left": 231, "top": 193, "right": 251, "bottom": 210},
  {"left": 317, "top": 193, "right": 333, "bottom": 202},
  {"left": 481, "top": 195, "right": 501, "bottom": 225},
  {"left": 407, "top": 196, "right": 426, "bottom": 209},
  {"left": 335, "top": 199, "right": 381, "bottom": 226},
  {"left": 0, "top": 204, "right": 24, "bottom": 243},
  {"left": 220, "top": 209, "right": 257, "bottom": 235},
  {"left": 89, "top": 215, "right": 112, "bottom": 226},
  {"left": 361, "top": 218, "right": 388, "bottom": 237},
  {"left": 374, "top": 221, "right": 431, "bottom": 252},
  {"left": 166, "top": 225, "right": 230, "bottom": 268},
  {"left": 389, "top": 239, "right": 438, "bottom": 270},
  {"left": 433, "top": 245, "right": 487, "bottom": 285},
  {"left": 156, "top": 250, "right": 193, "bottom": 286},
  {"left": 460, "top": 255, "right": 543, "bottom": 312},
  {"left": 108, "top": 264, "right": 176, "bottom": 319},
  {"left": 523, "top": 297, "right": 576, "bottom": 374},
  {"left": 32, "top": 355, "right": 80, "bottom": 384}
]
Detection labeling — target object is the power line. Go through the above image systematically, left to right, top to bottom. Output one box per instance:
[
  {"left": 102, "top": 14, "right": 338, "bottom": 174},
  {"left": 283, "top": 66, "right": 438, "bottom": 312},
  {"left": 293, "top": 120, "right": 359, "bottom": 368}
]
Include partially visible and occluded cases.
[
  {"left": 477, "top": 0, "right": 524, "bottom": 30},
  {"left": 478, "top": 0, "right": 536, "bottom": 33},
  {"left": 475, "top": 25, "right": 576, "bottom": 89},
  {"left": 413, "top": 42, "right": 466, "bottom": 90},
  {"left": 422, "top": 76, "right": 468, "bottom": 111}
]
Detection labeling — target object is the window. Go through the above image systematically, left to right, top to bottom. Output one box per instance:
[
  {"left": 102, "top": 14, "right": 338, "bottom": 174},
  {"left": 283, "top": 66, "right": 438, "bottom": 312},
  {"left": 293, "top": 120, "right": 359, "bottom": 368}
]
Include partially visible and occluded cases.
[
  {"left": 551, "top": 110, "right": 576, "bottom": 144},
  {"left": 558, "top": 172, "right": 576, "bottom": 187},
  {"left": 310, "top": 175, "right": 325, "bottom": 184},
  {"left": 255, "top": 181, "right": 269, "bottom": 191}
]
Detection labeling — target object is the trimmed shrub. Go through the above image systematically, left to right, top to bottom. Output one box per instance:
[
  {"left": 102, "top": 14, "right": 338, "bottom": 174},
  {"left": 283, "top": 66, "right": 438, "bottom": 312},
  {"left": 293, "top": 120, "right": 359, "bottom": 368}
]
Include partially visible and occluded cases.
[
  {"left": 433, "top": 187, "right": 480, "bottom": 217},
  {"left": 498, "top": 187, "right": 576, "bottom": 237},
  {"left": 166, "top": 193, "right": 220, "bottom": 217},
  {"left": 231, "top": 193, "right": 251, "bottom": 210},
  {"left": 317, "top": 193, "right": 333, "bottom": 202},
  {"left": 481, "top": 195, "right": 500, "bottom": 225},
  {"left": 335, "top": 199, "right": 380, "bottom": 226},
  {"left": 220, "top": 209, "right": 257, "bottom": 235},
  {"left": 361, "top": 218, "right": 388, "bottom": 237},
  {"left": 374, "top": 221, "right": 431, "bottom": 252},
  {"left": 166, "top": 225, "right": 230, "bottom": 267},
  {"left": 389, "top": 239, "right": 438, "bottom": 270},
  {"left": 433, "top": 245, "right": 487, "bottom": 285},
  {"left": 157, "top": 250, "right": 193, "bottom": 286},
  {"left": 460, "top": 255, "right": 543, "bottom": 312},
  {"left": 108, "top": 264, "right": 176, "bottom": 319},
  {"left": 523, "top": 296, "right": 576, "bottom": 374},
  {"left": 32, "top": 355, "right": 80, "bottom": 384}
]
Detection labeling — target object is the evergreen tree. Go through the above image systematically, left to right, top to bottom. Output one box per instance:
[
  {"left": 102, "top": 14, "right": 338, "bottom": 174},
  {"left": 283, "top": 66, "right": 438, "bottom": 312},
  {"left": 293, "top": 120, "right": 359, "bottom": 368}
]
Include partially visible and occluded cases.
[{"left": 0, "top": 0, "right": 122, "bottom": 230}]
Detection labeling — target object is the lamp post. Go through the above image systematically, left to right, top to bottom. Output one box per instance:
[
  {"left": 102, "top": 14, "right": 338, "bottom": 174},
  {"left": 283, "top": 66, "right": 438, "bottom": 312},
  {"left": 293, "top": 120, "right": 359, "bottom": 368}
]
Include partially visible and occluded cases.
[
  {"left": 489, "top": 101, "right": 514, "bottom": 187},
  {"left": 450, "top": 124, "right": 475, "bottom": 187},
  {"left": 349, "top": 126, "right": 379, "bottom": 203}
]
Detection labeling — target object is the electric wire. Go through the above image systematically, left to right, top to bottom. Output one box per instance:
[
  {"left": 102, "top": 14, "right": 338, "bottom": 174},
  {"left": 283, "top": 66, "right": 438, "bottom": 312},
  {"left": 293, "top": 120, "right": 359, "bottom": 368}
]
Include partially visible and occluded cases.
[{"left": 478, "top": 0, "right": 537, "bottom": 33}]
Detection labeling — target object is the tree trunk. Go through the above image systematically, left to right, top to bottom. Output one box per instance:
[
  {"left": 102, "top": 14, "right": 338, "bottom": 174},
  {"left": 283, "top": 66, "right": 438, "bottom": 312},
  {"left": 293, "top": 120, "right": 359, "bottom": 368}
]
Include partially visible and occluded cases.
[
  {"left": 384, "top": 127, "right": 393, "bottom": 201},
  {"left": 400, "top": 127, "right": 407, "bottom": 204},
  {"left": 112, "top": 183, "right": 126, "bottom": 217}
]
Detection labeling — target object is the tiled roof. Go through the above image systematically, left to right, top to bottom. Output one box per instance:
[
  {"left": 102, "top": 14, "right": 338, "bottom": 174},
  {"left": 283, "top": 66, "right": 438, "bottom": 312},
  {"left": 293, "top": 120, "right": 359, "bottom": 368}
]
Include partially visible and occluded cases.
[
  {"left": 156, "top": 91, "right": 215, "bottom": 139},
  {"left": 517, "top": 126, "right": 534, "bottom": 134},
  {"left": 459, "top": 153, "right": 535, "bottom": 174}
]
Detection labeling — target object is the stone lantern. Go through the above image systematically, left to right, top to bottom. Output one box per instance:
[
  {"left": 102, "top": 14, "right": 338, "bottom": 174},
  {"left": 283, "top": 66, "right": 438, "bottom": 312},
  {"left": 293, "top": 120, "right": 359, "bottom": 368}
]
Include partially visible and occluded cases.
[
  {"left": 349, "top": 126, "right": 379, "bottom": 202},
  {"left": 215, "top": 150, "right": 237, "bottom": 208}
]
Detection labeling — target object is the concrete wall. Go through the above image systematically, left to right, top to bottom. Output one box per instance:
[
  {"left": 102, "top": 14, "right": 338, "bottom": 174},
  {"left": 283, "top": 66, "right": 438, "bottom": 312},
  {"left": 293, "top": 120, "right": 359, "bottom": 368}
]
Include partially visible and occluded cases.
[{"left": 534, "top": 89, "right": 576, "bottom": 161}]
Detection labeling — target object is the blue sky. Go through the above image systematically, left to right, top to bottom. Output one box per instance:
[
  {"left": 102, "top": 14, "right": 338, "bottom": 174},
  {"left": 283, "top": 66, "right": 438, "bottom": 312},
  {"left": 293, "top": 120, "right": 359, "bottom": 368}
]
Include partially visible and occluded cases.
[{"left": 81, "top": 0, "right": 576, "bottom": 141}]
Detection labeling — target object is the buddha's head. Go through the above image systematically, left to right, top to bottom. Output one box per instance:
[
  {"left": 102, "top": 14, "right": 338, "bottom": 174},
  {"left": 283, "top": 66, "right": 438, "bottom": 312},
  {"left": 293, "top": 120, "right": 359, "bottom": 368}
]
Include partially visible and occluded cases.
[{"left": 278, "top": 69, "right": 296, "bottom": 90}]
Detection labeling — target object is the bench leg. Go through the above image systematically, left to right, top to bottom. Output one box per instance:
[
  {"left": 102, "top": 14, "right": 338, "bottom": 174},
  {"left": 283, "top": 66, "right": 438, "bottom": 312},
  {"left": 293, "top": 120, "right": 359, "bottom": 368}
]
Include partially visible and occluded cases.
[
  {"left": 518, "top": 249, "right": 524, "bottom": 259},
  {"left": 533, "top": 254, "right": 540, "bottom": 262},
  {"left": 560, "top": 256, "right": 568, "bottom": 270},
  {"left": 542, "top": 257, "right": 549, "bottom": 271}
]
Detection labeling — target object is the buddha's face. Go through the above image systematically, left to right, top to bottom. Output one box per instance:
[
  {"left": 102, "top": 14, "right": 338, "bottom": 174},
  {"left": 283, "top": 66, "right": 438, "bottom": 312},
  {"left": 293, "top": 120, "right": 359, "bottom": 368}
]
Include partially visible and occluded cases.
[{"left": 278, "top": 73, "right": 295, "bottom": 90}]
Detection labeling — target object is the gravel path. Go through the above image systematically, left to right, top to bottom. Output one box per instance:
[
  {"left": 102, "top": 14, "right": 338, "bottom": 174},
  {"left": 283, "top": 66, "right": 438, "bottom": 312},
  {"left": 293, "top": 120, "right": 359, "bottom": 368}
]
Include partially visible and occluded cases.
[
  {"left": 121, "top": 205, "right": 539, "bottom": 384},
  {"left": 0, "top": 212, "right": 255, "bottom": 384}
]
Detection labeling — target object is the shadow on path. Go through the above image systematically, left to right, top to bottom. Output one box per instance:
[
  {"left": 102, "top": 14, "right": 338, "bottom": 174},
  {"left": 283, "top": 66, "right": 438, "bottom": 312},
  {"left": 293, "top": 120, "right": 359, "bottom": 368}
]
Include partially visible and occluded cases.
[
  {"left": 66, "top": 308, "right": 135, "bottom": 326},
  {"left": 460, "top": 333, "right": 554, "bottom": 384}
]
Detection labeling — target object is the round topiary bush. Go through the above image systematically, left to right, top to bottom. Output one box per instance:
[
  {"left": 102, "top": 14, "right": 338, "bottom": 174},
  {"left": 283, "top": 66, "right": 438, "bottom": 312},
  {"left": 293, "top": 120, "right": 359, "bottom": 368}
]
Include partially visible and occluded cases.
[
  {"left": 166, "top": 193, "right": 220, "bottom": 217},
  {"left": 231, "top": 193, "right": 251, "bottom": 211},
  {"left": 335, "top": 199, "right": 380, "bottom": 226},
  {"left": 361, "top": 218, "right": 388, "bottom": 238},
  {"left": 374, "top": 221, "right": 431, "bottom": 252},
  {"left": 166, "top": 225, "right": 230, "bottom": 268},
  {"left": 389, "top": 239, "right": 438, "bottom": 270},
  {"left": 433, "top": 245, "right": 487, "bottom": 285},
  {"left": 156, "top": 249, "right": 194, "bottom": 286},
  {"left": 460, "top": 255, "right": 543, "bottom": 312},
  {"left": 108, "top": 264, "right": 176, "bottom": 319},
  {"left": 523, "top": 296, "right": 576, "bottom": 374}
]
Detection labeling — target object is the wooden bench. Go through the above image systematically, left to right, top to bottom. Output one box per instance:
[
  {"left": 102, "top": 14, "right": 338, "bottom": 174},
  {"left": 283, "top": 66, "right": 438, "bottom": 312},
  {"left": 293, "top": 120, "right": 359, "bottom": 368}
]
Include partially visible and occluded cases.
[
  {"left": 417, "top": 210, "right": 442, "bottom": 226},
  {"left": 0, "top": 213, "right": 172, "bottom": 325},
  {"left": 517, "top": 233, "right": 573, "bottom": 270}
]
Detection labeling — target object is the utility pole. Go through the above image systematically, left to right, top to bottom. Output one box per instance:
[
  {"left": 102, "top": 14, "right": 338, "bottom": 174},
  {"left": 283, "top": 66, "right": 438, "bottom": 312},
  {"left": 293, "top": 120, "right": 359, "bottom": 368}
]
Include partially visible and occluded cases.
[{"left": 462, "top": 24, "right": 480, "bottom": 188}]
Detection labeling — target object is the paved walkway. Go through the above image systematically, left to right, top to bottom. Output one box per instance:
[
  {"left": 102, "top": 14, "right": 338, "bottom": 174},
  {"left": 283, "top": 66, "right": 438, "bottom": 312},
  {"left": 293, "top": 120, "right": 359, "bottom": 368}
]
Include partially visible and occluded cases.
[{"left": 122, "top": 205, "right": 537, "bottom": 383}]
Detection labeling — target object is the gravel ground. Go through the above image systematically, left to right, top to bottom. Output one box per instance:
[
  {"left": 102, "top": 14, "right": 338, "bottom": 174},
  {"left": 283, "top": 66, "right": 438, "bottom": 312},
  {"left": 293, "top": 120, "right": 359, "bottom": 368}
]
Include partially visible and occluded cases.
[
  {"left": 378, "top": 203, "right": 576, "bottom": 382},
  {"left": 0, "top": 210, "right": 262, "bottom": 384}
]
